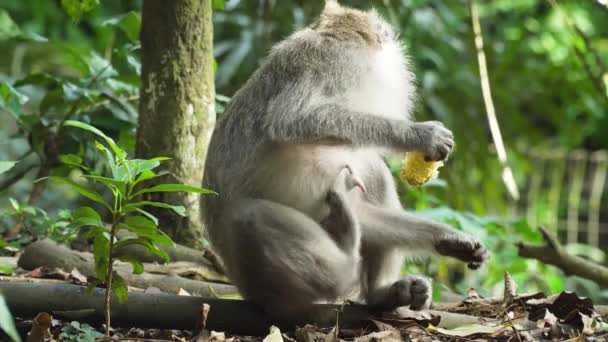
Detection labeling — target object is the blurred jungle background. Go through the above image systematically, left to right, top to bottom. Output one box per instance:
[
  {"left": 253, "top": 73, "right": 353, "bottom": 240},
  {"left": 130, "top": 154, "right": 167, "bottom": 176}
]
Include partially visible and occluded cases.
[{"left": 0, "top": 0, "right": 607, "bottom": 306}]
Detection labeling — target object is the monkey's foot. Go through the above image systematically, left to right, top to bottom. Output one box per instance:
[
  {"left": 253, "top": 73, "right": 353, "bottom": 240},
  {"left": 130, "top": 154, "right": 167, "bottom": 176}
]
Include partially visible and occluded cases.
[
  {"left": 435, "top": 234, "right": 489, "bottom": 269},
  {"left": 389, "top": 275, "right": 432, "bottom": 310}
]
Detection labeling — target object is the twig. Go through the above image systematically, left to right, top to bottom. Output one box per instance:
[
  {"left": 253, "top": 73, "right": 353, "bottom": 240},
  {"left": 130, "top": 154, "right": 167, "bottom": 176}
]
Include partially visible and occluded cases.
[
  {"left": 468, "top": 0, "right": 519, "bottom": 200},
  {"left": 517, "top": 227, "right": 608, "bottom": 287}
]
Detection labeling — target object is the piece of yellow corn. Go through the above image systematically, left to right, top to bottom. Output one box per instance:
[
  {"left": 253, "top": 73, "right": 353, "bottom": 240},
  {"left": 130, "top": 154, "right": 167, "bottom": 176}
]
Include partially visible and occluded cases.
[{"left": 400, "top": 152, "right": 444, "bottom": 186}]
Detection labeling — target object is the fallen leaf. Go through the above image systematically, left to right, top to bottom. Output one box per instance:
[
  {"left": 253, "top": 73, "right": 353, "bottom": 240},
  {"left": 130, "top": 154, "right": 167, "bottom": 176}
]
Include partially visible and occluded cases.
[
  {"left": 69, "top": 268, "right": 87, "bottom": 284},
  {"left": 178, "top": 288, "right": 192, "bottom": 296},
  {"left": 380, "top": 307, "right": 440, "bottom": 327},
  {"left": 428, "top": 323, "right": 506, "bottom": 337},
  {"left": 264, "top": 325, "right": 284, "bottom": 342},
  {"left": 296, "top": 325, "right": 334, "bottom": 342},
  {"left": 355, "top": 330, "right": 402, "bottom": 342}
]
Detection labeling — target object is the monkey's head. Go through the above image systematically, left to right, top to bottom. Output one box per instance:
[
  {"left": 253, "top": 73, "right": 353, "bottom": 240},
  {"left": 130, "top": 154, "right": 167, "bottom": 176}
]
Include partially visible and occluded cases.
[{"left": 315, "top": 0, "right": 399, "bottom": 47}]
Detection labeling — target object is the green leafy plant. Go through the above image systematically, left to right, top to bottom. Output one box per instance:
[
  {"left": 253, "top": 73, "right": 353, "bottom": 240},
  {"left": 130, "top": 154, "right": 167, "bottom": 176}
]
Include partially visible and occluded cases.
[
  {"left": 49, "top": 120, "right": 214, "bottom": 336},
  {"left": 0, "top": 293, "right": 20, "bottom": 342},
  {"left": 59, "top": 321, "right": 103, "bottom": 342}
]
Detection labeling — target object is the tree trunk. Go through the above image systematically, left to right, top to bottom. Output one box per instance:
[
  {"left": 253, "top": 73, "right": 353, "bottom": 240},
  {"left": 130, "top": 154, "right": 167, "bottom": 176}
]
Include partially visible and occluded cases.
[{"left": 136, "top": 0, "right": 215, "bottom": 247}]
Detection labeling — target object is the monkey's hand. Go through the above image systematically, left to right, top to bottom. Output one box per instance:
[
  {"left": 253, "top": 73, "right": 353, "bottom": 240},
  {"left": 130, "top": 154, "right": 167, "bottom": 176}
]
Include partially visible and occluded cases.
[
  {"left": 410, "top": 121, "right": 454, "bottom": 162},
  {"left": 434, "top": 233, "right": 488, "bottom": 269}
]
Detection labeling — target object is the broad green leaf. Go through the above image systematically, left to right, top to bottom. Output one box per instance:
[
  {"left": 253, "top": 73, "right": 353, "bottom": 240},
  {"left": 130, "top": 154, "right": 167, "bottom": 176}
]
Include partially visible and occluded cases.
[
  {"left": 61, "top": 0, "right": 100, "bottom": 21},
  {"left": 212, "top": 0, "right": 225, "bottom": 10},
  {"left": 0, "top": 9, "right": 20, "bottom": 41},
  {"left": 101, "top": 11, "right": 141, "bottom": 42},
  {"left": 85, "top": 52, "right": 118, "bottom": 80},
  {"left": 0, "top": 82, "right": 28, "bottom": 119},
  {"left": 63, "top": 120, "right": 125, "bottom": 161},
  {"left": 59, "top": 154, "right": 83, "bottom": 166},
  {"left": 0, "top": 161, "right": 16, "bottom": 175},
  {"left": 134, "top": 169, "right": 170, "bottom": 186},
  {"left": 82, "top": 175, "right": 126, "bottom": 197},
  {"left": 48, "top": 177, "right": 111, "bottom": 211},
  {"left": 132, "top": 184, "right": 216, "bottom": 198},
  {"left": 8, "top": 198, "right": 18, "bottom": 211},
  {"left": 124, "top": 201, "right": 186, "bottom": 216},
  {"left": 73, "top": 207, "right": 103, "bottom": 227},
  {"left": 134, "top": 208, "right": 158, "bottom": 225},
  {"left": 122, "top": 216, "right": 157, "bottom": 235},
  {"left": 82, "top": 226, "right": 108, "bottom": 239},
  {"left": 93, "top": 233, "right": 110, "bottom": 280},
  {"left": 113, "top": 237, "right": 170, "bottom": 262},
  {"left": 118, "top": 256, "right": 144, "bottom": 274},
  {"left": 0, "top": 266, "right": 14, "bottom": 275},
  {"left": 110, "top": 273, "right": 128, "bottom": 304},
  {"left": 0, "top": 294, "right": 21, "bottom": 342}
]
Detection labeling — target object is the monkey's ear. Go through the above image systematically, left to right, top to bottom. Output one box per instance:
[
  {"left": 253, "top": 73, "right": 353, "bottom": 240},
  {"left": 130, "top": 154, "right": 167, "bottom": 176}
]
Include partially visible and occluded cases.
[{"left": 323, "top": 0, "right": 341, "bottom": 14}]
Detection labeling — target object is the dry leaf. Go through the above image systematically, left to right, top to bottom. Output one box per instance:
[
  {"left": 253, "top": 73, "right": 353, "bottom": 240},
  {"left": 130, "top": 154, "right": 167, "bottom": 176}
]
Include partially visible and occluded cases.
[
  {"left": 69, "top": 268, "right": 87, "bottom": 284},
  {"left": 178, "top": 288, "right": 192, "bottom": 296},
  {"left": 429, "top": 323, "right": 506, "bottom": 337},
  {"left": 264, "top": 326, "right": 284, "bottom": 342},
  {"left": 355, "top": 330, "right": 402, "bottom": 342}
]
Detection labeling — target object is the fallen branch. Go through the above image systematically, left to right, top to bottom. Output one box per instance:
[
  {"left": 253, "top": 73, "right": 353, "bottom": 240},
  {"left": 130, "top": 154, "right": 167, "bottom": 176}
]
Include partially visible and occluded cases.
[
  {"left": 517, "top": 227, "right": 608, "bottom": 288},
  {"left": 17, "top": 239, "right": 237, "bottom": 297},
  {"left": 0, "top": 282, "right": 481, "bottom": 336}
]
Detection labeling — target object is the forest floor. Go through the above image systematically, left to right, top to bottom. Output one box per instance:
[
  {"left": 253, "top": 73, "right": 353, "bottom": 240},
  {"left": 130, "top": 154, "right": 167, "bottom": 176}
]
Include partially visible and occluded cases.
[{"left": 2, "top": 240, "right": 607, "bottom": 342}]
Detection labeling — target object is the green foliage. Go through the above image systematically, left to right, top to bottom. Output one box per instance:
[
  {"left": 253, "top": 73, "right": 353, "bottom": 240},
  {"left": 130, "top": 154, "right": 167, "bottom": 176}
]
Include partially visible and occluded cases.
[
  {"left": 61, "top": 0, "right": 100, "bottom": 21},
  {"left": 51, "top": 120, "right": 213, "bottom": 332},
  {"left": 0, "top": 293, "right": 20, "bottom": 342},
  {"left": 59, "top": 321, "right": 103, "bottom": 342}
]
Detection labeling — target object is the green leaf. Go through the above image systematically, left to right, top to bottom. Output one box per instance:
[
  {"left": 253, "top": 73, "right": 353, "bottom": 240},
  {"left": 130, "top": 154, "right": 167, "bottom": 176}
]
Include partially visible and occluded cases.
[
  {"left": 61, "top": 0, "right": 100, "bottom": 21},
  {"left": 212, "top": 0, "right": 225, "bottom": 10},
  {"left": 0, "top": 9, "right": 20, "bottom": 41},
  {"left": 101, "top": 11, "right": 141, "bottom": 42},
  {"left": 0, "top": 82, "right": 28, "bottom": 119},
  {"left": 63, "top": 120, "right": 125, "bottom": 162},
  {"left": 59, "top": 154, "right": 83, "bottom": 167},
  {"left": 0, "top": 161, "right": 16, "bottom": 175},
  {"left": 134, "top": 169, "right": 169, "bottom": 186},
  {"left": 82, "top": 175, "right": 126, "bottom": 197},
  {"left": 48, "top": 177, "right": 112, "bottom": 211},
  {"left": 132, "top": 184, "right": 216, "bottom": 198},
  {"left": 8, "top": 198, "right": 19, "bottom": 211},
  {"left": 124, "top": 201, "right": 186, "bottom": 217},
  {"left": 73, "top": 206, "right": 103, "bottom": 227},
  {"left": 133, "top": 208, "right": 158, "bottom": 225},
  {"left": 122, "top": 216, "right": 157, "bottom": 235},
  {"left": 82, "top": 226, "right": 108, "bottom": 239},
  {"left": 93, "top": 233, "right": 110, "bottom": 280},
  {"left": 114, "top": 237, "right": 170, "bottom": 262},
  {"left": 118, "top": 256, "right": 144, "bottom": 274},
  {"left": 0, "top": 266, "right": 14, "bottom": 275},
  {"left": 111, "top": 273, "right": 128, "bottom": 304},
  {"left": 0, "top": 294, "right": 21, "bottom": 342}
]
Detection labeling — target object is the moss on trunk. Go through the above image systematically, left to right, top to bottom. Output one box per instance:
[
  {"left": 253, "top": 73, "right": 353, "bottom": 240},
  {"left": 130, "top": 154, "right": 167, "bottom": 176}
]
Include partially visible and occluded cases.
[{"left": 136, "top": 0, "right": 215, "bottom": 247}]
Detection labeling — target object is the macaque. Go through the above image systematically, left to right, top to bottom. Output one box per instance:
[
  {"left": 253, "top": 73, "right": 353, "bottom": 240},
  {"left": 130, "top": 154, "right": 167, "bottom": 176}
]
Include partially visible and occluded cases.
[{"left": 201, "top": 0, "right": 487, "bottom": 322}]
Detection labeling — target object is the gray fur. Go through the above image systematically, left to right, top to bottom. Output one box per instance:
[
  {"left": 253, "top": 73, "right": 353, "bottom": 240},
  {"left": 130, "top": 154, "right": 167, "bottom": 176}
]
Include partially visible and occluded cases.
[{"left": 201, "top": 1, "right": 487, "bottom": 322}]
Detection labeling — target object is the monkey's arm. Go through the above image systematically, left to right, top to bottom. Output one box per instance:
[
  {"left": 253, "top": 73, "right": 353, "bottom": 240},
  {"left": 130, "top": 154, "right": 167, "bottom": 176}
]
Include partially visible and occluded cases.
[
  {"left": 265, "top": 103, "right": 453, "bottom": 161},
  {"left": 356, "top": 202, "right": 488, "bottom": 268}
]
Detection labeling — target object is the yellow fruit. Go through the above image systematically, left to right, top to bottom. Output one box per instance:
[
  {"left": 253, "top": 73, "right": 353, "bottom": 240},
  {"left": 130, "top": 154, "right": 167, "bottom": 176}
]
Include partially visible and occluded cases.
[{"left": 400, "top": 152, "right": 443, "bottom": 186}]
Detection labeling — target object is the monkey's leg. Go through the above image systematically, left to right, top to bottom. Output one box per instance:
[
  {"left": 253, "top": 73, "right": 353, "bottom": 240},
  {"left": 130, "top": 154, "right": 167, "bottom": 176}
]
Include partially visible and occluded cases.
[
  {"left": 320, "top": 166, "right": 365, "bottom": 252},
  {"left": 218, "top": 198, "right": 360, "bottom": 322},
  {"left": 357, "top": 201, "right": 487, "bottom": 311},
  {"left": 357, "top": 202, "right": 488, "bottom": 268},
  {"left": 362, "top": 246, "right": 432, "bottom": 310}
]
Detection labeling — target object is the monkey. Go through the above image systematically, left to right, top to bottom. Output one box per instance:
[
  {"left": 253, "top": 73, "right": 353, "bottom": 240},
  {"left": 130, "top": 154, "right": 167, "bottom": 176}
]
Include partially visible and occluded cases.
[{"left": 201, "top": 0, "right": 488, "bottom": 322}]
